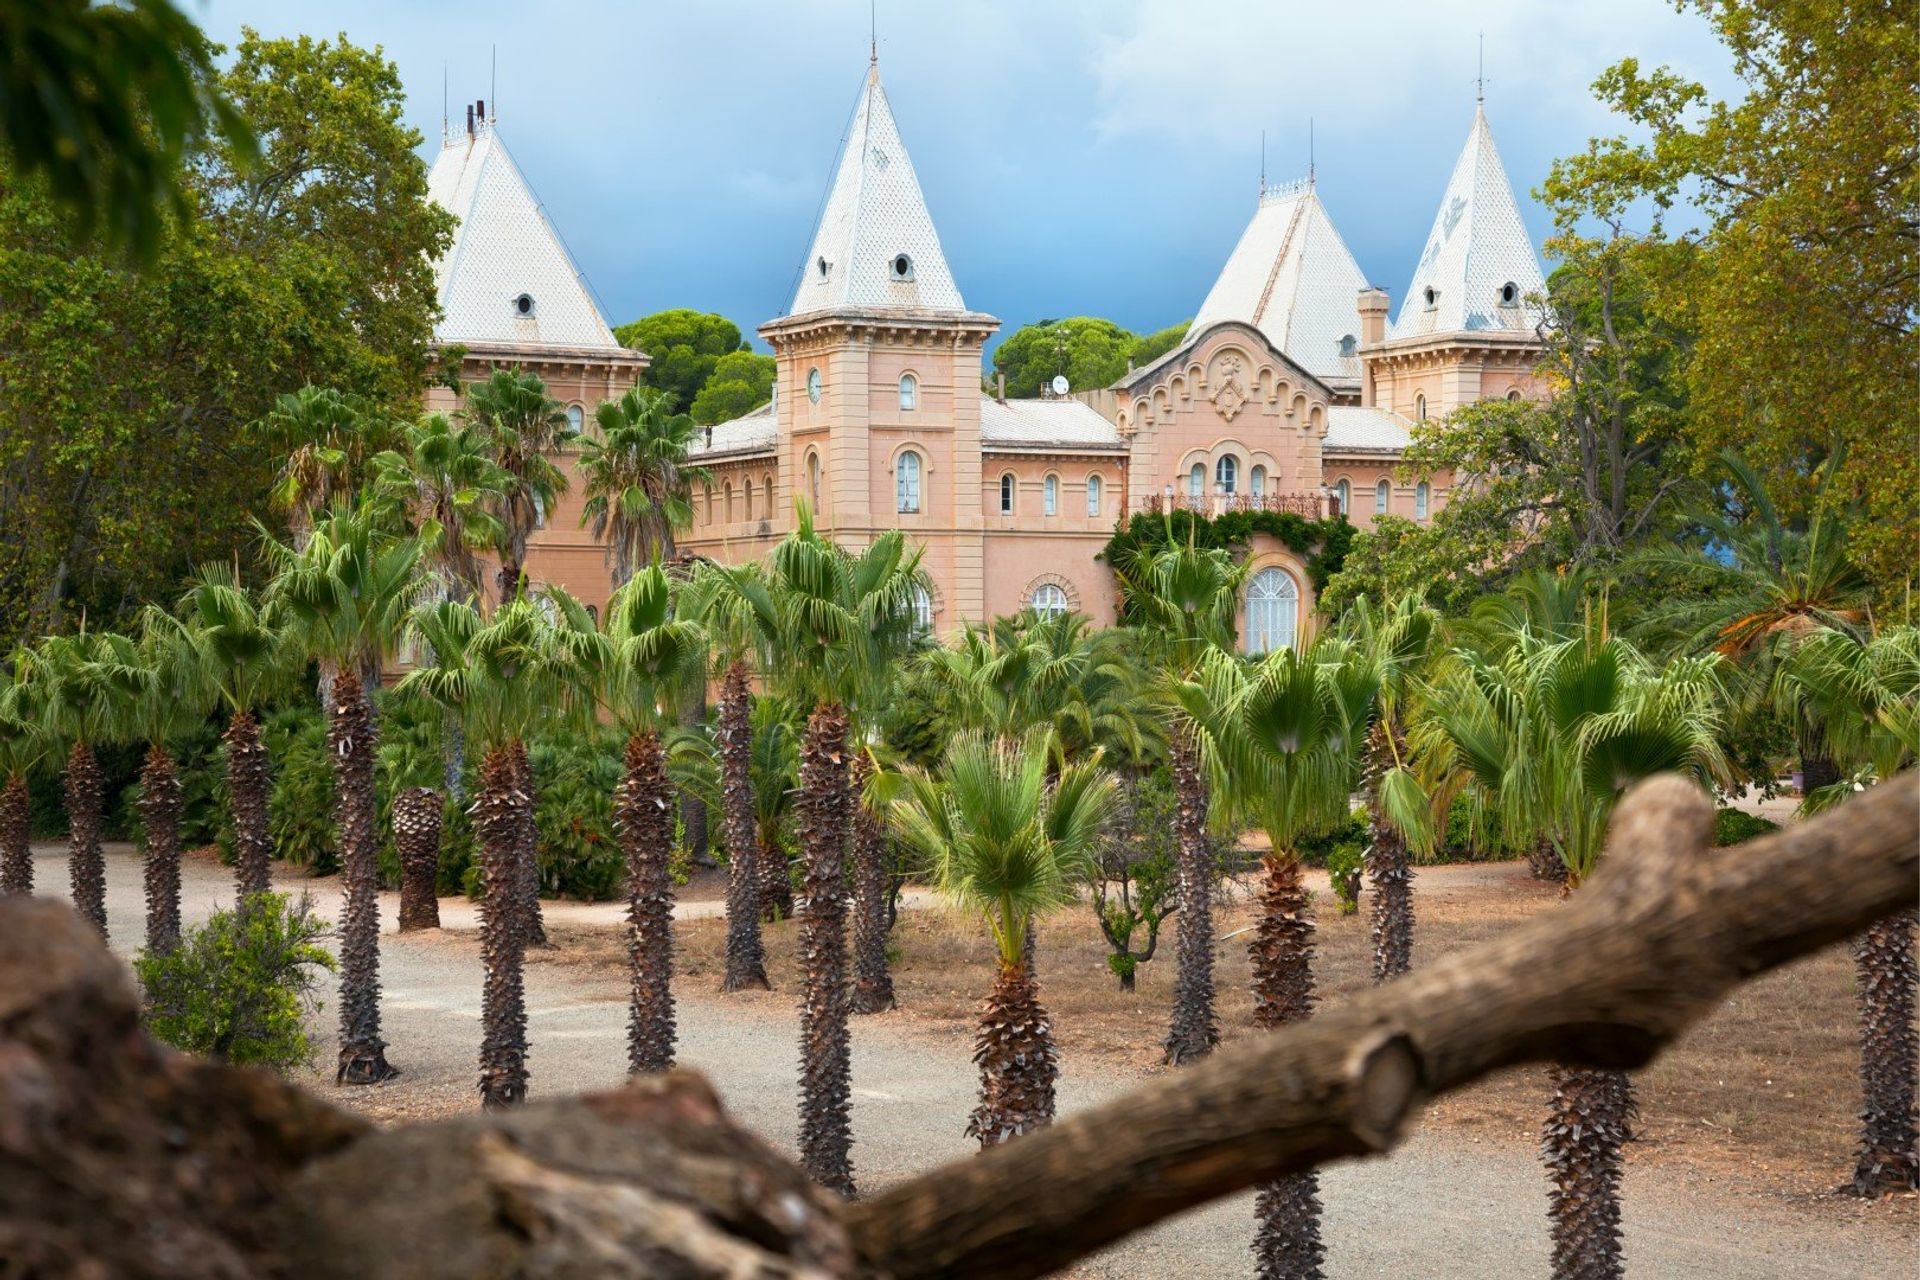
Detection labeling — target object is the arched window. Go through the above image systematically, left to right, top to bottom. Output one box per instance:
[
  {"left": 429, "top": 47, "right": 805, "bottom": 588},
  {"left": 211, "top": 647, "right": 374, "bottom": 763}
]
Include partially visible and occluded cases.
[
  {"left": 899, "top": 373, "right": 918, "bottom": 411},
  {"left": 1506, "top": 388, "right": 1522, "bottom": 401},
  {"left": 1415, "top": 394, "right": 1428, "bottom": 421},
  {"left": 565, "top": 404, "right": 585, "bottom": 434},
  {"left": 896, "top": 450, "right": 922, "bottom": 514},
  {"left": 806, "top": 451, "right": 821, "bottom": 507},
  {"left": 1215, "top": 455, "right": 1238, "bottom": 494},
  {"left": 1188, "top": 463, "right": 1205, "bottom": 500},
  {"left": 1250, "top": 465, "right": 1267, "bottom": 497},
  {"left": 763, "top": 472, "right": 774, "bottom": 513},
  {"left": 999, "top": 472, "right": 1015, "bottom": 514},
  {"left": 1086, "top": 473, "right": 1103, "bottom": 517},
  {"left": 1043, "top": 474, "right": 1059, "bottom": 516},
  {"left": 743, "top": 478, "right": 755, "bottom": 519},
  {"left": 1335, "top": 478, "right": 1352, "bottom": 517},
  {"left": 1375, "top": 478, "right": 1391, "bottom": 515},
  {"left": 723, "top": 481, "right": 734, "bottom": 522},
  {"left": 1415, "top": 481, "right": 1430, "bottom": 520},
  {"left": 703, "top": 483, "right": 713, "bottom": 521},
  {"left": 532, "top": 490, "right": 547, "bottom": 529},
  {"left": 1245, "top": 568, "right": 1299, "bottom": 655},
  {"left": 1030, "top": 583, "right": 1069, "bottom": 620},
  {"left": 911, "top": 585, "right": 933, "bottom": 637}
]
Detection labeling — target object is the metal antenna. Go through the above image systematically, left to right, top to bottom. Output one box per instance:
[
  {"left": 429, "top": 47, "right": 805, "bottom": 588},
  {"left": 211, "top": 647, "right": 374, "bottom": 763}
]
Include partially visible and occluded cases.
[
  {"left": 870, "top": 0, "right": 877, "bottom": 65},
  {"left": 1477, "top": 30, "right": 1486, "bottom": 104},
  {"left": 491, "top": 44, "right": 497, "bottom": 122},
  {"left": 441, "top": 63, "right": 448, "bottom": 142},
  {"left": 1308, "top": 117, "right": 1315, "bottom": 183},
  {"left": 1260, "top": 130, "right": 1266, "bottom": 196}
]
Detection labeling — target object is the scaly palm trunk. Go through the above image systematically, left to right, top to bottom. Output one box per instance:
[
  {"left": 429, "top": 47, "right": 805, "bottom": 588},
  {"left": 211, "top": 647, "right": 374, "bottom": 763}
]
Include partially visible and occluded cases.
[
  {"left": 718, "top": 663, "right": 768, "bottom": 991},
  {"left": 331, "top": 667, "right": 395, "bottom": 1084},
  {"left": 796, "top": 701, "right": 854, "bottom": 1196},
  {"left": 225, "top": 708, "right": 273, "bottom": 901},
  {"left": 1364, "top": 721, "right": 1414, "bottom": 982},
  {"left": 1164, "top": 726, "right": 1217, "bottom": 1065},
  {"left": 619, "top": 731, "right": 677, "bottom": 1073},
  {"left": 65, "top": 740, "right": 105, "bottom": 937},
  {"left": 512, "top": 740, "right": 548, "bottom": 948},
  {"left": 138, "top": 744, "right": 183, "bottom": 955},
  {"left": 475, "top": 745, "right": 529, "bottom": 1108},
  {"left": 850, "top": 752, "right": 895, "bottom": 1015},
  {"left": 1, "top": 774, "right": 31, "bottom": 895},
  {"left": 394, "top": 786, "right": 443, "bottom": 932},
  {"left": 760, "top": 830, "right": 793, "bottom": 920},
  {"left": 1528, "top": 835, "right": 1567, "bottom": 884},
  {"left": 1249, "top": 853, "right": 1323, "bottom": 1278},
  {"left": 1849, "top": 908, "right": 1918, "bottom": 1195},
  {"left": 969, "top": 958, "right": 1057, "bottom": 1148},
  {"left": 1543, "top": 1066, "right": 1634, "bottom": 1279}
]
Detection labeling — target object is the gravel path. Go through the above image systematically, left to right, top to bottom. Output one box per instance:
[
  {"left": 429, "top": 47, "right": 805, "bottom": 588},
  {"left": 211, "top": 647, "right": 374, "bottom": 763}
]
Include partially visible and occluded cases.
[{"left": 45, "top": 842, "right": 1917, "bottom": 1278}]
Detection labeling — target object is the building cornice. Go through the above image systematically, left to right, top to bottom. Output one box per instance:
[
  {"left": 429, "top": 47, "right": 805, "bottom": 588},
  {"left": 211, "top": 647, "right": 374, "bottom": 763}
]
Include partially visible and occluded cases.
[
  {"left": 760, "top": 307, "right": 1000, "bottom": 347},
  {"left": 437, "top": 339, "right": 650, "bottom": 370}
]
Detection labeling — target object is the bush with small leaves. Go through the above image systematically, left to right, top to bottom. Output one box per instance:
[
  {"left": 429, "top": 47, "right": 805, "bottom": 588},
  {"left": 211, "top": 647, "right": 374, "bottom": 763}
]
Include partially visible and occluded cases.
[{"left": 1714, "top": 806, "right": 1780, "bottom": 847}]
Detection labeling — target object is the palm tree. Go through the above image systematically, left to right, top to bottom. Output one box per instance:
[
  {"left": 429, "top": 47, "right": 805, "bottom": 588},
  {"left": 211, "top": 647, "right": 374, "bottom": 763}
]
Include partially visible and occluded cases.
[
  {"left": 464, "top": 367, "right": 572, "bottom": 607},
  {"left": 255, "top": 385, "right": 377, "bottom": 551},
  {"left": 578, "top": 385, "right": 709, "bottom": 584},
  {"left": 266, "top": 505, "right": 422, "bottom": 1084},
  {"left": 1113, "top": 532, "right": 1249, "bottom": 1065},
  {"left": 171, "top": 567, "right": 294, "bottom": 902},
  {"left": 1780, "top": 624, "right": 1919, "bottom": 1195},
  {"left": 29, "top": 630, "right": 122, "bottom": 937},
  {"left": 0, "top": 657, "right": 53, "bottom": 895},
  {"left": 750, "top": 693, "right": 802, "bottom": 920},
  {"left": 893, "top": 729, "right": 1113, "bottom": 1147},
  {"left": 847, "top": 747, "right": 894, "bottom": 1014}
]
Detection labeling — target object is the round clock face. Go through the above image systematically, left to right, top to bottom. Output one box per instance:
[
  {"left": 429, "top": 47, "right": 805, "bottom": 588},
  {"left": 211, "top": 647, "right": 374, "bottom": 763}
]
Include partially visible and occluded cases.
[{"left": 806, "top": 368, "right": 822, "bottom": 403}]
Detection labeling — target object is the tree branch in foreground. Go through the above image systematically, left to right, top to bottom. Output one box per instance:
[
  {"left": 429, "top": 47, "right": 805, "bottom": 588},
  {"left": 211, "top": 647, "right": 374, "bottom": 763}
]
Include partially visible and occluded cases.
[{"left": 845, "top": 775, "right": 1919, "bottom": 1280}]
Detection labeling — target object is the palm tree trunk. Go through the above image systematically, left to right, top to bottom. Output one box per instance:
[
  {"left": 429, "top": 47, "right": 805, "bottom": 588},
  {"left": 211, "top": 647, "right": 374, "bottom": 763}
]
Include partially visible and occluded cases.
[
  {"left": 718, "top": 662, "right": 768, "bottom": 992},
  {"left": 331, "top": 667, "right": 395, "bottom": 1085},
  {"left": 796, "top": 701, "right": 855, "bottom": 1196},
  {"left": 226, "top": 708, "right": 273, "bottom": 901},
  {"left": 441, "top": 709, "right": 466, "bottom": 803},
  {"left": 1364, "top": 721, "right": 1414, "bottom": 982},
  {"left": 1164, "top": 726, "right": 1217, "bottom": 1065},
  {"left": 618, "top": 731, "right": 677, "bottom": 1074},
  {"left": 513, "top": 739, "right": 548, "bottom": 948},
  {"left": 65, "top": 740, "right": 105, "bottom": 938},
  {"left": 138, "top": 744, "right": 183, "bottom": 956},
  {"left": 474, "top": 744, "right": 529, "bottom": 1109},
  {"left": 1799, "top": 748, "right": 1842, "bottom": 802},
  {"left": 850, "top": 753, "right": 895, "bottom": 1015},
  {"left": 1, "top": 773, "right": 32, "bottom": 895},
  {"left": 394, "top": 786, "right": 443, "bottom": 932},
  {"left": 760, "top": 829, "right": 793, "bottom": 920},
  {"left": 1528, "top": 835, "right": 1567, "bottom": 884},
  {"left": 1249, "top": 853, "right": 1323, "bottom": 1278},
  {"left": 1849, "top": 907, "right": 1918, "bottom": 1195},
  {"left": 969, "top": 959, "right": 1057, "bottom": 1148},
  {"left": 1543, "top": 1065, "right": 1634, "bottom": 1279}
]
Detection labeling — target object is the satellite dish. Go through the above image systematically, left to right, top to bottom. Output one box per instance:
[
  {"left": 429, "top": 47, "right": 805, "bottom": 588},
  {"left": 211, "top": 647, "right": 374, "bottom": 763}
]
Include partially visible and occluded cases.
[{"left": 1050, "top": 374, "right": 1070, "bottom": 396}]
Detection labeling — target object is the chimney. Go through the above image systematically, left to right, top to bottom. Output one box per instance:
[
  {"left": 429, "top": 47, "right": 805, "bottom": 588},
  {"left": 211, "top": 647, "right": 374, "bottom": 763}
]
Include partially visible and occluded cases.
[
  {"left": 476, "top": 99, "right": 486, "bottom": 125},
  {"left": 464, "top": 104, "right": 474, "bottom": 135},
  {"left": 1357, "top": 287, "right": 1390, "bottom": 347},
  {"left": 996, "top": 371, "right": 1006, "bottom": 403}
]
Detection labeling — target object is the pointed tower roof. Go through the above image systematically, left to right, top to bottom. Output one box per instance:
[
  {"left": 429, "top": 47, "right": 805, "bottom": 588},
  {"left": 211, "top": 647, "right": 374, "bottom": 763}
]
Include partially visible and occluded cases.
[
  {"left": 786, "top": 62, "right": 966, "bottom": 317},
  {"left": 1389, "top": 106, "right": 1545, "bottom": 339},
  {"left": 426, "top": 124, "right": 626, "bottom": 352},
  {"left": 1186, "top": 179, "right": 1371, "bottom": 392}
]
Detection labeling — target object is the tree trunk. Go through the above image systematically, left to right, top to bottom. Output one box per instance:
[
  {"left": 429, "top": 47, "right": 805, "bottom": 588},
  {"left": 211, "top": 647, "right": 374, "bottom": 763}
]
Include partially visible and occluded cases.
[
  {"left": 718, "top": 663, "right": 768, "bottom": 991},
  {"left": 331, "top": 667, "right": 395, "bottom": 1085},
  {"left": 796, "top": 701, "right": 855, "bottom": 1196},
  {"left": 226, "top": 708, "right": 273, "bottom": 901},
  {"left": 441, "top": 709, "right": 466, "bottom": 803},
  {"left": 1365, "top": 724, "right": 1414, "bottom": 982},
  {"left": 1164, "top": 727, "right": 1216, "bottom": 1065},
  {"left": 618, "top": 732, "right": 677, "bottom": 1075},
  {"left": 65, "top": 740, "right": 105, "bottom": 938},
  {"left": 513, "top": 740, "right": 548, "bottom": 949},
  {"left": 138, "top": 744, "right": 183, "bottom": 956},
  {"left": 474, "top": 745, "right": 530, "bottom": 1109},
  {"left": 1800, "top": 749, "right": 1842, "bottom": 801},
  {"left": 850, "top": 753, "right": 895, "bottom": 1015},
  {"left": 1, "top": 773, "right": 31, "bottom": 895},
  {"left": 394, "top": 787, "right": 443, "bottom": 932},
  {"left": 761, "top": 830, "right": 793, "bottom": 920},
  {"left": 1529, "top": 835, "right": 1567, "bottom": 884},
  {"left": 1249, "top": 854, "right": 1323, "bottom": 1279},
  {"left": 1849, "top": 907, "right": 1918, "bottom": 1195},
  {"left": 969, "top": 960, "right": 1057, "bottom": 1149},
  {"left": 1543, "top": 1066, "right": 1634, "bottom": 1280}
]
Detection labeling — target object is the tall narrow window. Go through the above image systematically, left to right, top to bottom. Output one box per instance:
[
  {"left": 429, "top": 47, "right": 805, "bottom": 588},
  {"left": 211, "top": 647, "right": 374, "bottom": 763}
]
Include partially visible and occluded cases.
[
  {"left": 899, "top": 373, "right": 918, "bottom": 411},
  {"left": 1415, "top": 394, "right": 1428, "bottom": 421},
  {"left": 565, "top": 404, "right": 585, "bottom": 434},
  {"left": 806, "top": 451, "right": 821, "bottom": 508},
  {"left": 896, "top": 451, "right": 922, "bottom": 514},
  {"left": 1215, "top": 455, "right": 1238, "bottom": 494},
  {"left": 1188, "top": 463, "right": 1204, "bottom": 500},
  {"left": 1250, "top": 465, "right": 1267, "bottom": 497},
  {"left": 763, "top": 472, "right": 774, "bottom": 513},
  {"left": 999, "top": 472, "right": 1015, "bottom": 514},
  {"left": 1086, "top": 473, "right": 1102, "bottom": 517},
  {"left": 1043, "top": 474, "right": 1058, "bottom": 516},
  {"left": 743, "top": 478, "right": 755, "bottom": 518},
  {"left": 1335, "top": 478, "right": 1352, "bottom": 517},
  {"left": 1375, "top": 478, "right": 1390, "bottom": 515},
  {"left": 1415, "top": 481, "right": 1430, "bottom": 520},
  {"left": 723, "top": 482, "right": 734, "bottom": 522},
  {"left": 1245, "top": 568, "right": 1300, "bottom": 654},
  {"left": 1030, "top": 583, "right": 1069, "bottom": 620},
  {"left": 911, "top": 585, "right": 932, "bottom": 637}
]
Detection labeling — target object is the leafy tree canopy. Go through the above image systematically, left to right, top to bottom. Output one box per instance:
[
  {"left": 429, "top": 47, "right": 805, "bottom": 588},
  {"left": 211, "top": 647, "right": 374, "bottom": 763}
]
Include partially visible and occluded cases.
[
  {"left": 614, "top": 309, "right": 760, "bottom": 418},
  {"left": 992, "top": 317, "right": 1190, "bottom": 398},
  {"left": 689, "top": 348, "right": 776, "bottom": 426}
]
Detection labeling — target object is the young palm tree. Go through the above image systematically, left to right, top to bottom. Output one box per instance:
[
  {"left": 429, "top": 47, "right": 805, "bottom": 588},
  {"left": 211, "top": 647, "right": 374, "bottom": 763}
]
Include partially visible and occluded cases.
[
  {"left": 464, "top": 367, "right": 573, "bottom": 607},
  {"left": 255, "top": 385, "right": 376, "bottom": 551},
  {"left": 578, "top": 385, "right": 710, "bottom": 583},
  {"left": 266, "top": 506, "right": 423, "bottom": 1084},
  {"left": 1113, "top": 533, "right": 1248, "bottom": 1065},
  {"left": 171, "top": 567, "right": 294, "bottom": 902},
  {"left": 1781, "top": 624, "right": 1920, "bottom": 1195},
  {"left": 29, "top": 631, "right": 122, "bottom": 937},
  {"left": 0, "top": 658, "right": 53, "bottom": 895},
  {"left": 750, "top": 692, "right": 802, "bottom": 920},
  {"left": 893, "top": 729, "right": 1113, "bottom": 1147}
]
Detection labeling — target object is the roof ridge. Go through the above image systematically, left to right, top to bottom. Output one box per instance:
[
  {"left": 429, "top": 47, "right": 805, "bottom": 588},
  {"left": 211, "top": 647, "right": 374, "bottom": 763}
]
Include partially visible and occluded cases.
[{"left": 1249, "top": 191, "right": 1308, "bottom": 334}]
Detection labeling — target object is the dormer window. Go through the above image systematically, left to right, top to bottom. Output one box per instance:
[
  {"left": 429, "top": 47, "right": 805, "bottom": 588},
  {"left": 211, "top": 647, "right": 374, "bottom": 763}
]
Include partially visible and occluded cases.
[
  {"left": 890, "top": 253, "right": 914, "bottom": 281},
  {"left": 817, "top": 256, "right": 830, "bottom": 279},
  {"left": 1500, "top": 281, "right": 1520, "bottom": 305},
  {"left": 1423, "top": 286, "right": 1438, "bottom": 307},
  {"left": 513, "top": 293, "right": 534, "bottom": 316},
  {"left": 1338, "top": 333, "right": 1357, "bottom": 357}
]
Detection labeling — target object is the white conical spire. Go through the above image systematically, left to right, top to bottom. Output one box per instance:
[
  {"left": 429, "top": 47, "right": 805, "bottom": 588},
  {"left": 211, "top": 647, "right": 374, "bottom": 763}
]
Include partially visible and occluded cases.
[
  {"left": 787, "top": 62, "right": 965, "bottom": 316},
  {"left": 1389, "top": 105, "right": 1545, "bottom": 338},
  {"left": 426, "top": 122, "right": 623, "bottom": 350},
  {"left": 1187, "top": 178, "right": 1372, "bottom": 392}
]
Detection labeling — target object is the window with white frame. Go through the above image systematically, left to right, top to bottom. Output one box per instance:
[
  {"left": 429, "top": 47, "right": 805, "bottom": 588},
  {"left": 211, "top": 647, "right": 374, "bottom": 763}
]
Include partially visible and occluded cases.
[
  {"left": 899, "top": 373, "right": 917, "bottom": 411},
  {"left": 1416, "top": 394, "right": 1428, "bottom": 421},
  {"left": 565, "top": 404, "right": 585, "bottom": 434},
  {"left": 896, "top": 450, "right": 922, "bottom": 513},
  {"left": 807, "top": 451, "right": 821, "bottom": 506},
  {"left": 1215, "top": 455, "right": 1238, "bottom": 494},
  {"left": 1188, "top": 463, "right": 1205, "bottom": 500},
  {"left": 1250, "top": 465, "right": 1267, "bottom": 497},
  {"left": 999, "top": 472, "right": 1015, "bottom": 514},
  {"left": 1086, "top": 473, "right": 1102, "bottom": 517},
  {"left": 1044, "top": 474, "right": 1058, "bottom": 516},
  {"left": 1335, "top": 478, "right": 1351, "bottom": 516},
  {"left": 1375, "top": 478, "right": 1390, "bottom": 515},
  {"left": 1415, "top": 481, "right": 1430, "bottom": 520},
  {"left": 1245, "top": 567, "right": 1299, "bottom": 654},
  {"left": 1029, "top": 582, "right": 1069, "bottom": 620},
  {"left": 911, "top": 585, "right": 932, "bottom": 637}
]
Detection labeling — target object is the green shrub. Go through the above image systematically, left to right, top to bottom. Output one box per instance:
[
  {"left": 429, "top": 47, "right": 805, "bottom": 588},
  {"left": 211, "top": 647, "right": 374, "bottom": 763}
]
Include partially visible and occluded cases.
[
  {"left": 258, "top": 706, "right": 337, "bottom": 874},
  {"left": 529, "top": 727, "right": 625, "bottom": 901},
  {"left": 1296, "top": 807, "right": 1369, "bottom": 868},
  {"left": 1715, "top": 807, "right": 1780, "bottom": 847},
  {"left": 1326, "top": 841, "right": 1364, "bottom": 915},
  {"left": 135, "top": 893, "right": 335, "bottom": 1072}
]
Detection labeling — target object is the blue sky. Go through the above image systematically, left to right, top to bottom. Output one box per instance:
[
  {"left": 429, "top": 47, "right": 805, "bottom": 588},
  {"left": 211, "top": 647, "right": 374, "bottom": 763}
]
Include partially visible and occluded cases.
[{"left": 195, "top": 1, "right": 1732, "bottom": 350}]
